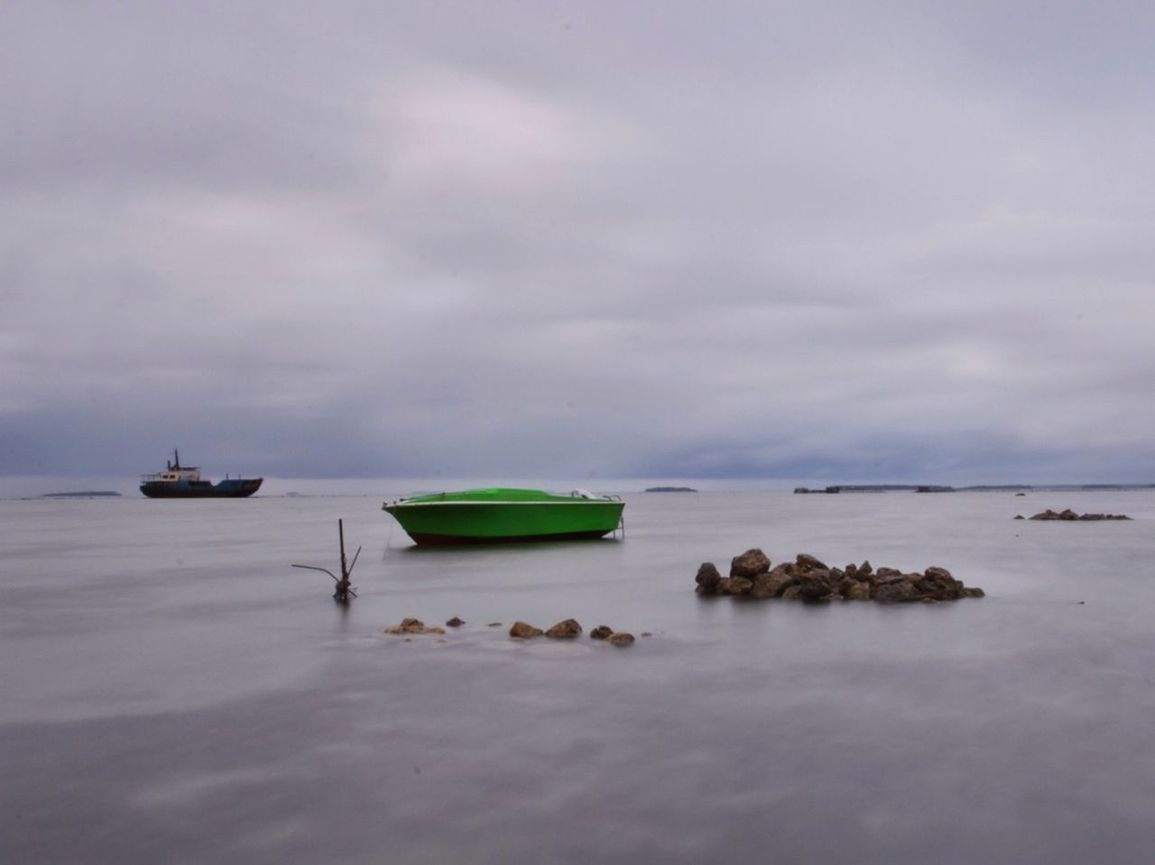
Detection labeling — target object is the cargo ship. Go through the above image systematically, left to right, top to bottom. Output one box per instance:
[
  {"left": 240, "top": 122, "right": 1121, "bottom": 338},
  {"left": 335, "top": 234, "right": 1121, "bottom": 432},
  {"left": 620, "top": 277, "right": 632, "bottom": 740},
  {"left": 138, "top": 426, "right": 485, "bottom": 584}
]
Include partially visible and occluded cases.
[{"left": 139, "top": 450, "right": 262, "bottom": 498}]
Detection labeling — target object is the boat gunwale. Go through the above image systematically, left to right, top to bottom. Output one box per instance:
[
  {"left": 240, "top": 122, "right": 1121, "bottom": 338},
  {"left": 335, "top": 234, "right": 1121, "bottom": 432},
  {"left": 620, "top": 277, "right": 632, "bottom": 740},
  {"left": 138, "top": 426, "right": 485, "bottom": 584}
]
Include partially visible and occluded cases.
[{"left": 384, "top": 498, "right": 622, "bottom": 509}]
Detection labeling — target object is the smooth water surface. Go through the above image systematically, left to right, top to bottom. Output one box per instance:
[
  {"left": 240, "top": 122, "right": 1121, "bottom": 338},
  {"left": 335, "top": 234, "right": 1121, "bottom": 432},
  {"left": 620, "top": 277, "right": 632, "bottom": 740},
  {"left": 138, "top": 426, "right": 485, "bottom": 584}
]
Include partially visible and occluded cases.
[{"left": 3, "top": 489, "right": 1155, "bottom": 863}]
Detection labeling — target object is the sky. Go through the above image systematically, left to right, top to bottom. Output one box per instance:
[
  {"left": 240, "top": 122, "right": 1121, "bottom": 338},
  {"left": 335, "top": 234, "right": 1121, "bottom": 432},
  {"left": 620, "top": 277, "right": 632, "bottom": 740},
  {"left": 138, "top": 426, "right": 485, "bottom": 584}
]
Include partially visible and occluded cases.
[{"left": 3, "top": 1, "right": 1155, "bottom": 485}]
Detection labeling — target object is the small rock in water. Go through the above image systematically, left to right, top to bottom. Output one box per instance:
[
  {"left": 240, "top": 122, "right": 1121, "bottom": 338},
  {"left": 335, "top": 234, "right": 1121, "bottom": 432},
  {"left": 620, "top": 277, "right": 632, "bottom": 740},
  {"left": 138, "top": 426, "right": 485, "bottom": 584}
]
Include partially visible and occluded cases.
[
  {"left": 695, "top": 562, "right": 722, "bottom": 594},
  {"left": 446, "top": 616, "right": 465, "bottom": 627},
  {"left": 385, "top": 617, "right": 446, "bottom": 635},
  {"left": 545, "top": 618, "right": 583, "bottom": 639},
  {"left": 509, "top": 621, "right": 544, "bottom": 638},
  {"left": 487, "top": 622, "right": 503, "bottom": 628},
  {"left": 589, "top": 625, "right": 614, "bottom": 640},
  {"left": 608, "top": 632, "right": 636, "bottom": 647}
]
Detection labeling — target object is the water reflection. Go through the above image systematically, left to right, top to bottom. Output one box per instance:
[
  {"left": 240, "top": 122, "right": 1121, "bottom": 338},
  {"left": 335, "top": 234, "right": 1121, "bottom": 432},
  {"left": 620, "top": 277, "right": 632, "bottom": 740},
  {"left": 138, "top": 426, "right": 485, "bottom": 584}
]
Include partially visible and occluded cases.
[{"left": 3, "top": 492, "right": 1155, "bottom": 863}]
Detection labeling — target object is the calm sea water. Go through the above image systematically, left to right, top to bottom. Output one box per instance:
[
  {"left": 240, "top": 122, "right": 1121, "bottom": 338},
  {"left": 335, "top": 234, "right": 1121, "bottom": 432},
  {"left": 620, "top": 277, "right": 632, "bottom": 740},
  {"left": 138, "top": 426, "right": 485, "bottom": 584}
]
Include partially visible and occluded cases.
[{"left": 3, "top": 487, "right": 1155, "bottom": 864}]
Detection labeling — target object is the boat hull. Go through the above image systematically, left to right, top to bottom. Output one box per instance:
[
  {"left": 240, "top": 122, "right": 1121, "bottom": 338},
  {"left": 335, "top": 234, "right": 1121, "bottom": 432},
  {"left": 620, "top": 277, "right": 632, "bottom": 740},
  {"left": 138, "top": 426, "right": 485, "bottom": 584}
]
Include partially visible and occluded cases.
[
  {"left": 140, "top": 478, "right": 263, "bottom": 498},
  {"left": 383, "top": 491, "right": 624, "bottom": 546},
  {"left": 405, "top": 527, "right": 616, "bottom": 545}
]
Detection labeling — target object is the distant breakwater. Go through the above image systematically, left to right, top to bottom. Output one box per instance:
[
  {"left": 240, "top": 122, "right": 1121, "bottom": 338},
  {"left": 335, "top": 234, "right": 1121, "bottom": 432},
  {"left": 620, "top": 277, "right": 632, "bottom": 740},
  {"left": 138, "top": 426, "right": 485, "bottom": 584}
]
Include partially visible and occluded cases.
[{"left": 793, "top": 483, "right": 1155, "bottom": 494}]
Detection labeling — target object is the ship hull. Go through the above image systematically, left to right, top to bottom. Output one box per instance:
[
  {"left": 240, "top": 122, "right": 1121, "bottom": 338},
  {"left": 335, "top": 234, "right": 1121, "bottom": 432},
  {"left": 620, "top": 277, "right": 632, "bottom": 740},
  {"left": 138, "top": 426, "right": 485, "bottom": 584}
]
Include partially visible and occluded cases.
[{"left": 140, "top": 478, "right": 263, "bottom": 498}]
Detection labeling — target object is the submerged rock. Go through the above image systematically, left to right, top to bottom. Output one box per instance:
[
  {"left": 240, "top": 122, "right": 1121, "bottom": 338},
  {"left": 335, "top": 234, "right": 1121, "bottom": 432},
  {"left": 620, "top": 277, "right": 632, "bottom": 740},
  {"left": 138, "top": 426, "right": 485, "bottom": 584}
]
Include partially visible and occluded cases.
[
  {"left": 445, "top": 616, "right": 465, "bottom": 627},
  {"left": 385, "top": 618, "right": 446, "bottom": 635},
  {"left": 590, "top": 625, "right": 614, "bottom": 640},
  {"left": 608, "top": 632, "right": 636, "bottom": 647}
]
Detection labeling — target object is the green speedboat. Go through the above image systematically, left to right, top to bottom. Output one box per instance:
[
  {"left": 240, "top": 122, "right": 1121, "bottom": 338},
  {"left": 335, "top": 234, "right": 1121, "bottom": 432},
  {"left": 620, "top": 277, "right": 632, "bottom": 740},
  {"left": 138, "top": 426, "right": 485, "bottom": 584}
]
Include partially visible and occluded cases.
[{"left": 382, "top": 487, "right": 625, "bottom": 546}]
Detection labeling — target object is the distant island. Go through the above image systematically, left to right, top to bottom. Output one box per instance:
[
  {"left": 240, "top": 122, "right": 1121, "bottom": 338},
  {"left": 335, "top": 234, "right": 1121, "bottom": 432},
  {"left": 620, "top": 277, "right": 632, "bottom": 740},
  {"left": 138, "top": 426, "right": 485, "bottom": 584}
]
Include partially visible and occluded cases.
[
  {"left": 645, "top": 486, "right": 698, "bottom": 493},
  {"left": 41, "top": 491, "right": 122, "bottom": 498}
]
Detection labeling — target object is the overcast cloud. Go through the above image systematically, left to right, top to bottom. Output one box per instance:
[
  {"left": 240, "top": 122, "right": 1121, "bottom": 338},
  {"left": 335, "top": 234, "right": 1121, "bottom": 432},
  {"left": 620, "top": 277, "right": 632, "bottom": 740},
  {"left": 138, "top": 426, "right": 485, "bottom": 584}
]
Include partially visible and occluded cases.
[{"left": 3, "top": 1, "right": 1154, "bottom": 484}]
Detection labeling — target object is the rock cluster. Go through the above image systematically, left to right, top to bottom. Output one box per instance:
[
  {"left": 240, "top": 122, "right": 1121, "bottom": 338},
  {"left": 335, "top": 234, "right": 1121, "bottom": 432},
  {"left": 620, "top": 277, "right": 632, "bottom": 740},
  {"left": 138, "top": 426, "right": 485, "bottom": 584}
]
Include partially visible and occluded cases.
[
  {"left": 1019, "top": 509, "right": 1131, "bottom": 521},
  {"left": 695, "top": 549, "right": 985, "bottom": 603},
  {"left": 384, "top": 617, "right": 446, "bottom": 635},
  {"left": 385, "top": 617, "right": 643, "bottom": 645},
  {"left": 510, "top": 619, "right": 637, "bottom": 646}
]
